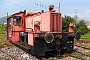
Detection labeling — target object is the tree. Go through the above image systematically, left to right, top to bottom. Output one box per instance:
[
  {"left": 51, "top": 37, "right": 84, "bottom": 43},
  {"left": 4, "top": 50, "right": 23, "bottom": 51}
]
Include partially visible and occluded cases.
[
  {"left": 62, "top": 15, "right": 88, "bottom": 35},
  {"left": 75, "top": 20, "right": 88, "bottom": 35}
]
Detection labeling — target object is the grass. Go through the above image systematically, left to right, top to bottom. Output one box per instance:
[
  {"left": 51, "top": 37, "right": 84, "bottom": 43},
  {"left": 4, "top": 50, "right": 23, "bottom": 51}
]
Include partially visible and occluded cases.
[
  {"left": 81, "top": 32, "right": 90, "bottom": 39},
  {"left": 0, "top": 35, "right": 14, "bottom": 48},
  {"left": 86, "top": 50, "right": 90, "bottom": 55},
  {"left": 72, "top": 52, "right": 86, "bottom": 58},
  {"left": 0, "top": 56, "right": 2, "bottom": 60},
  {"left": 48, "top": 57, "right": 53, "bottom": 60}
]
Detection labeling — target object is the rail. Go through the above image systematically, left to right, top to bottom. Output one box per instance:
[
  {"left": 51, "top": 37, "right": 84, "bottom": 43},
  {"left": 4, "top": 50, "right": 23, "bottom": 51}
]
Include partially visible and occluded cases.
[
  {"left": 75, "top": 40, "right": 90, "bottom": 43},
  {"left": 74, "top": 45, "right": 90, "bottom": 57},
  {"left": 75, "top": 45, "right": 90, "bottom": 50},
  {"left": 0, "top": 49, "right": 18, "bottom": 60},
  {"left": 64, "top": 53, "right": 86, "bottom": 60}
]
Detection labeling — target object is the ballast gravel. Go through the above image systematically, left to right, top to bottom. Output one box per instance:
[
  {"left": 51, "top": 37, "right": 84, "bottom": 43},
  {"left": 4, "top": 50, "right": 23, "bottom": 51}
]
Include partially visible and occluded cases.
[
  {"left": 0, "top": 46, "right": 90, "bottom": 60},
  {"left": 0, "top": 47, "right": 39, "bottom": 60}
]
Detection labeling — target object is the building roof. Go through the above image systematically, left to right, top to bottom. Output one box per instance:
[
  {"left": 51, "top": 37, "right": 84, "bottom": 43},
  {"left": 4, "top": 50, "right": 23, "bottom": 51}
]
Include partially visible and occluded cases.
[{"left": 86, "top": 22, "right": 90, "bottom": 26}]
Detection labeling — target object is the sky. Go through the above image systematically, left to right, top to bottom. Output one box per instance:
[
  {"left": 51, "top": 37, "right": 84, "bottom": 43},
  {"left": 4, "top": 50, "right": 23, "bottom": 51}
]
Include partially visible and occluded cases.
[{"left": 0, "top": 0, "right": 90, "bottom": 21}]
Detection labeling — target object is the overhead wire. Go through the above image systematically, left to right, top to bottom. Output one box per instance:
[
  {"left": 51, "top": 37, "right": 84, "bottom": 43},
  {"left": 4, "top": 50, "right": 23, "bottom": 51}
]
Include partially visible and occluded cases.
[
  {"left": 0, "top": 0, "right": 47, "bottom": 18},
  {"left": 0, "top": 0, "right": 32, "bottom": 18},
  {"left": 1, "top": 0, "right": 30, "bottom": 10},
  {"left": 2, "top": 0, "right": 47, "bottom": 11},
  {"left": 27, "top": 0, "right": 47, "bottom": 11},
  {"left": 27, "top": 0, "right": 39, "bottom": 5},
  {"left": 36, "top": 0, "right": 45, "bottom": 6},
  {"left": 37, "top": 0, "right": 47, "bottom": 10},
  {"left": 37, "top": 0, "right": 47, "bottom": 11},
  {"left": 0, "top": 13, "right": 8, "bottom": 18}
]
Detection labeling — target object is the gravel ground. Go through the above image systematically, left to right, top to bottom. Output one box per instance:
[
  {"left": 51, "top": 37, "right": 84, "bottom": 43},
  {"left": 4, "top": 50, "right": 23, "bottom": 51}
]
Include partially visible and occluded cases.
[
  {"left": 0, "top": 46, "right": 90, "bottom": 60},
  {"left": 74, "top": 46, "right": 90, "bottom": 60},
  {"left": 74, "top": 46, "right": 86, "bottom": 54},
  {"left": 0, "top": 47, "right": 39, "bottom": 60},
  {"left": 0, "top": 51, "right": 13, "bottom": 60},
  {"left": 53, "top": 56, "right": 83, "bottom": 60}
]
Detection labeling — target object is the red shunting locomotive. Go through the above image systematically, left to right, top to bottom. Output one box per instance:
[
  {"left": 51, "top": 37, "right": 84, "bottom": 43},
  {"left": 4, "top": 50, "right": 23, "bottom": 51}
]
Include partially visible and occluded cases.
[{"left": 6, "top": 5, "right": 80, "bottom": 56}]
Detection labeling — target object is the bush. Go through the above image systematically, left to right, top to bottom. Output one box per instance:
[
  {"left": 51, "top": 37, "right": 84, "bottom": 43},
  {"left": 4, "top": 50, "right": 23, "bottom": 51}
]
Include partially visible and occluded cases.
[
  {"left": 75, "top": 20, "right": 88, "bottom": 35},
  {"left": 0, "top": 24, "right": 6, "bottom": 34},
  {"left": 81, "top": 31, "right": 90, "bottom": 39}
]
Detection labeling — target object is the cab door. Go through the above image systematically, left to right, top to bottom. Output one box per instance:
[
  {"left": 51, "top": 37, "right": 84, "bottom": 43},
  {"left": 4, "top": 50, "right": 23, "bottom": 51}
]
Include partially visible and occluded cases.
[{"left": 11, "top": 13, "right": 25, "bottom": 42}]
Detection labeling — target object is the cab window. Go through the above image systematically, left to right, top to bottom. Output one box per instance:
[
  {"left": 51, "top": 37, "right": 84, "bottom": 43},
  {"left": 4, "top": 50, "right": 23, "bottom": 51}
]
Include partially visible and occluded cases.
[
  {"left": 13, "top": 16, "right": 22, "bottom": 26},
  {"left": 8, "top": 18, "right": 11, "bottom": 28}
]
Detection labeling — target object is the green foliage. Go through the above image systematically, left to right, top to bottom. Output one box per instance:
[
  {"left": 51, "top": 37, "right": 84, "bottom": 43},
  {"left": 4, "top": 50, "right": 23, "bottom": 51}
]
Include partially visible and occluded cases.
[
  {"left": 62, "top": 15, "right": 77, "bottom": 32},
  {"left": 62, "top": 15, "right": 88, "bottom": 36},
  {"left": 73, "top": 15, "right": 79, "bottom": 21},
  {"left": 75, "top": 20, "right": 88, "bottom": 35},
  {"left": 0, "top": 24, "right": 6, "bottom": 34},
  {"left": 0, "top": 24, "right": 14, "bottom": 48},
  {"left": 81, "top": 31, "right": 90, "bottom": 39},
  {"left": 0, "top": 35, "right": 14, "bottom": 48},
  {"left": 72, "top": 52, "right": 86, "bottom": 58},
  {"left": 48, "top": 57, "right": 53, "bottom": 60}
]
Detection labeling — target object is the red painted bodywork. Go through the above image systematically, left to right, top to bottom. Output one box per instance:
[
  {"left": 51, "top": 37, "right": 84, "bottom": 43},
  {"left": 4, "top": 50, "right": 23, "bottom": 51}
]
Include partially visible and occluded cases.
[
  {"left": 7, "top": 5, "right": 62, "bottom": 46},
  {"left": 25, "top": 11, "right": 62, "bottom": 46},
  {"left": 7, "top": 12, "right": 25, "bottom": 42},
  {"left": 25, "top": 12, "right": 62, "bottom": 32},
  {"left": 50, "top": 12, "right": 62, "bottom": 32},
  {"left": 12, "top": 13, "right": 25, "bottom": 31},
  {"left": 12, "top": 13, "right": 25, "bottom": 42},
  {"left": 7, "top": 17, "right": 12, "bottom": 41},
  {"left": 69, "top": 23, "right": 74, "bottom": 33},
  {"left": 7, "top": 28, "right": 12, "bottom": 40},
  {"left": 28, "top": 33, "right": 34, "bottom": 46}
]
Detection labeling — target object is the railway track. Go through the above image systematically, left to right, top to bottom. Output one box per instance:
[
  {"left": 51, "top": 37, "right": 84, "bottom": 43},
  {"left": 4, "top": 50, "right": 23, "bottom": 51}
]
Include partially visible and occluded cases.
[
  {"left": 0, "top": 34, "right": 89, "bottom": 60},
  {"left": 75, "top": 39, "right": 90, "bottom": 44},
  {"left": 75, "top": 39, "right": 90, "bottom": 49},
  {"left": 41, "top": 44, "right": 90, "bottom": 60},
  {"left": 74, "top": 45, "right": 90, "bottom": 60},
  {"left": 75, "top": 45, "right": 90, "bottom": 50},
  {"left": 0, "top": 47, "right": 39, "bottom": 60},
  {"left": 0, "top": 47, "right": 87, "bottom": 60},
  {"left": 0, "top": 49, "right": 18, "bottom": 60},
  {"left": 74, "top": 50, "right": 90, "bottom": 57},
  {"left": 40, "top": 53, "right": 86, "bottom": 60},
  {"left": 64, "top": 53, "right": 86, "bottom": 60}
]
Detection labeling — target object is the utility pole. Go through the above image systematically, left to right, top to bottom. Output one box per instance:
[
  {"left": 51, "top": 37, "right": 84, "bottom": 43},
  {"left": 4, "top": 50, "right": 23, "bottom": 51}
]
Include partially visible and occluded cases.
[
  {"left": 58, "top": 2, "right": 60, "bottom": 13},
  {"left": 74, "top": 8, "right": 78, "bottom": 21},
  {"left": 75, "top": 8, "right": 77, "bottom": 17},
  {"left": 6, "top": 12, "right": 8, "bottom": 19}
]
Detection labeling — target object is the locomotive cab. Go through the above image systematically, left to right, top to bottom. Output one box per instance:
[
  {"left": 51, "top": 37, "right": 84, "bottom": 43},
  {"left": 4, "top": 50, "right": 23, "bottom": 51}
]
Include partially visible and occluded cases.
[{"left": 7, "top": 12, "right": 25, "bottom": 42}]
